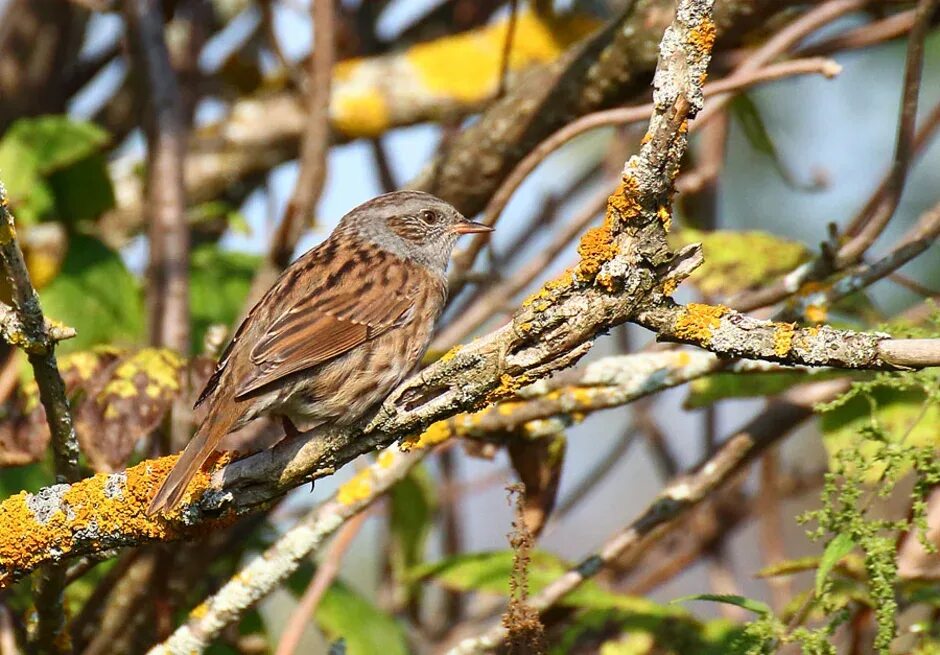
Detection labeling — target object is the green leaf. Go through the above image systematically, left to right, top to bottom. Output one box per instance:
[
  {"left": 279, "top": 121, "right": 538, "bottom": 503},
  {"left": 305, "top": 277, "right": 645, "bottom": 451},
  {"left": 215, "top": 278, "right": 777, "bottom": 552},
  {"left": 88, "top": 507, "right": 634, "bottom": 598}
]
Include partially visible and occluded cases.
[
  {"left": 731, "top": 95, "right": 814, "bottom": 190},
  {"left": 0, "top": 116, "right": 111, "bottom": 224},
  {"left": 3, "top": 116, "right": 109, "bottom": 174},
  {"left": 0, "top": 137, "right": 54, "bottom": 224},
  {"left": 47, "top": 152, "right": 115, "bottom": 221},
  {"left": 669, "top": 228, "right": 811, "bottom": 298},
  {"left": 39, "top": 234, "right": 144, "bottom": 352},
  {"left": 189, "top": 245, "right": 260, "bottom": 351},
  {"left": 0, "top": 461, "right": 50, "bottom": 496},
  {"left": 389, "top": 466, "right": 435, "bottom": 584},
  {"left": 816, "top": 533, "right": 856, "bottom": 595},
  {"left": 411, "top": 550, "right": 662, "bottom": 612},
  {"left": 755, "top": 556, "right": 821, "bottom": 579},
  {"left": 314, "top": 581, "right": 409, "bottom": 655},
  {"left": 672, "top": 593, "right": 772, "bottom": 617}
]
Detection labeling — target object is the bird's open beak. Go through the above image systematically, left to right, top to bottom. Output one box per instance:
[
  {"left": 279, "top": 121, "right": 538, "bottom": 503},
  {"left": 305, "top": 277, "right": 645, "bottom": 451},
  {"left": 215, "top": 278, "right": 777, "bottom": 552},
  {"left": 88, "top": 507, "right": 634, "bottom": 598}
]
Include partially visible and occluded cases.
[{"left": 452, "top": 220, "right": 494, "bottom": 235}]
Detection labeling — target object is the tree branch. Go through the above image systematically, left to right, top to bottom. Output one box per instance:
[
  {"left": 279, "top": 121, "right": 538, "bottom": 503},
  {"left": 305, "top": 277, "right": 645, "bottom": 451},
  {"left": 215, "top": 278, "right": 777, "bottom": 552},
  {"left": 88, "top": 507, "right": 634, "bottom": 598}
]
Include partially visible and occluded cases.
[
  {"left": 125, "top": 0, "right": 190, "bottom": 354},
  {"left": 0, "top": 183, "right": 81, "bottom": 653}
]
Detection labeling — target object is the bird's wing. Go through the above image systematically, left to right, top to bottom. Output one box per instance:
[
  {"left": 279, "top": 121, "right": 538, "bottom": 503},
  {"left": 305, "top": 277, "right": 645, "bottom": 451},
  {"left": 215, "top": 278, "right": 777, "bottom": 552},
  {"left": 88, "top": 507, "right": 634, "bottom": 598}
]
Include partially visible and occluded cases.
[{"left": 231, "top": 247, "right": 422, "bottom": 400}]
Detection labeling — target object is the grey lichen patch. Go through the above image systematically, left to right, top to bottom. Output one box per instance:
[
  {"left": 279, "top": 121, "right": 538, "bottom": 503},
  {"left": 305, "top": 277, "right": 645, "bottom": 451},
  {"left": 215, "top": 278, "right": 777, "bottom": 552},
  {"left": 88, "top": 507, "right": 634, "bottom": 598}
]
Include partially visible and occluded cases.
[
  {"left": 104, "top": 473, "right": 127, "bottom": 500},
  {"left": 26, "top": 484, "right": 71, "bottom": 525}
]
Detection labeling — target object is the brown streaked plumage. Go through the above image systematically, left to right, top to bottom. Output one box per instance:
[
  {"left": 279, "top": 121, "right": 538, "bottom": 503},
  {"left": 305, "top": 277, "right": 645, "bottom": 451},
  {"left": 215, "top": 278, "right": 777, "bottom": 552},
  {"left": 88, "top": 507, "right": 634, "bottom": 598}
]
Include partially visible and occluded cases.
[{"left": 147, "top": 191, "right": 491, "bottom": 515}]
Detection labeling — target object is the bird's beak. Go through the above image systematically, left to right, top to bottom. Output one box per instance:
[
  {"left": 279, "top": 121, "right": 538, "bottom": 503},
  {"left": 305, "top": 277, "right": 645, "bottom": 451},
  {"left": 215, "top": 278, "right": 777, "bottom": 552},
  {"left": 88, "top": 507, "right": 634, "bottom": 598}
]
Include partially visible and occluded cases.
[{"left": 452, "top": 220, "right": 494, "bottom": 235}]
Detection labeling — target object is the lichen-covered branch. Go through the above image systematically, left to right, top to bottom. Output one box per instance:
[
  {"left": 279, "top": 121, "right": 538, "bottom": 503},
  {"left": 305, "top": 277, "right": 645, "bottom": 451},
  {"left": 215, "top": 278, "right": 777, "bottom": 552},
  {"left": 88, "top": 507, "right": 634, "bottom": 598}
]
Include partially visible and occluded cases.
[
  {"left": 0, "top": 0, "right": 717, "bottom": 588},
  {"left": 0, "top": 182, "right": 82, "bottom": 653},
  {"left": 637, "top": 301, "right": 940, "bottom": 369},
  {"left": 148, "top": 348, "right": 735, "bottom": 651}
]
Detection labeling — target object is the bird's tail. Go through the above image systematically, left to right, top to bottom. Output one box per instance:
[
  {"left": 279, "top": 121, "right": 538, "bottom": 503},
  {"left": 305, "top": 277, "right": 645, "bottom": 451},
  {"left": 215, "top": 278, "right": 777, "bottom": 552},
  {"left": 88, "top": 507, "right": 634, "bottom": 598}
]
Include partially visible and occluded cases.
[{"left": 147, "top": 413, "right": 232, "bottom": 516}]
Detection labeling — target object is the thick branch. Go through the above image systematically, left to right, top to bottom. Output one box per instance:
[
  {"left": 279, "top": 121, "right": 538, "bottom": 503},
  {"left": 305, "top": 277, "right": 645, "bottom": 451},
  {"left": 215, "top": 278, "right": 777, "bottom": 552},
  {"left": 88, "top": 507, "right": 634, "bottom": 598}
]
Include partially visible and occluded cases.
[{"left": 637, "top": 301, "right": 940, "bottom": 369}]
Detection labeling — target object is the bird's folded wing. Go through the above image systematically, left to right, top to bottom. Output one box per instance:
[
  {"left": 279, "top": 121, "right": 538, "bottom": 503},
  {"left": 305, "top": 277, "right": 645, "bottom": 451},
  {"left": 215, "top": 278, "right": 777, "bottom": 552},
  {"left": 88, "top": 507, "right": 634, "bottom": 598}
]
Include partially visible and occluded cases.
[{"left": 233, "top": 260, "right": 417, "bottom": 399}]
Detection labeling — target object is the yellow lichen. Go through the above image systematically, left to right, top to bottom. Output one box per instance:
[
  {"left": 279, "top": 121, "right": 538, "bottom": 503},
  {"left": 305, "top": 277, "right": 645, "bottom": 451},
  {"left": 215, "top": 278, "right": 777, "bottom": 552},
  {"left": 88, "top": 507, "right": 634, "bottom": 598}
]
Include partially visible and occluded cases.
[
  {"left": 407, "top": 10, "right": 598, "bottom": 103},
  {"left": 331, "top": 89, "right": 390, "bottom": 138},
  {"left": 657, "top": 205, "right": 672, "bottom": 232},
  {"left": 662, "top": 278, "right": 678, "bottom": 297},
  {"left": 673, "top": 303, "right": 728, "bottom": 344},
  {"left": 805, "top": 304, "right": 828, "bottom": 323},
  {"left": 773, "top": 322, "right": 796, "bottom": 358},
  {"left": 439, "top": 345, "right": 462, "bottom": 363},
  {"left": 399, "top": 420, "right": 454, "bottom": 452},
  {"left": 377, "top": 450, "right": 397, "bottom": 469},
  {"left": 0, "top": 452, "right": 234, "bottom": 586},
  {"left": 336, "top": 469, "right": 375, "bottom": 506}
]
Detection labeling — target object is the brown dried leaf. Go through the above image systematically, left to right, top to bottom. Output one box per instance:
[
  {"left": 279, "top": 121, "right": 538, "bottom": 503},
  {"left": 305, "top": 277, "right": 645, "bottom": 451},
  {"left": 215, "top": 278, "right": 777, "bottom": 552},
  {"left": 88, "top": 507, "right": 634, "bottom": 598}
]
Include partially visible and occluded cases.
[
  {"left": 1, "top": 347, "right": 125, "bottom": 467},
  {"left": 76, "top": 348, "right": 184, "bottom": 472},
  {"left": 507, "top": 433, "right": 566, "bottom": 538}
]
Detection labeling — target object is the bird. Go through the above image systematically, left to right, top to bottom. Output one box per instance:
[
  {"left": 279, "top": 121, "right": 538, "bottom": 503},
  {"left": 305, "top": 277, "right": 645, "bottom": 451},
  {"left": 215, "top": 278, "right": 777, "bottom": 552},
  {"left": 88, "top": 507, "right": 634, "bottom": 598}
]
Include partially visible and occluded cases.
[{"left": 147, "top": 190, "right": 491, "bottom": 515}]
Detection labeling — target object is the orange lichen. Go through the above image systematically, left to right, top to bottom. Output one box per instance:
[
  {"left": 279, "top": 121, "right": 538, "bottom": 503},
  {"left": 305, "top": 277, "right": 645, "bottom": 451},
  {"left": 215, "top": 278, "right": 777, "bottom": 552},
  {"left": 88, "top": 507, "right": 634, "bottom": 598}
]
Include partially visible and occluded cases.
[
  {"left": 688, "top": 18, "right": 717, "bottom": 55},
  {"left": 605, "top": 176, "right": 642, "bottom": 224},
  {"left": 577, "top": 222, "right": 618, "bottom": 281},
  {"left": 522, "top": 270, "right": 575, "bottom": 311},
  {"left": 662, "top": 278, "right": 678, "bottom": 297},
  {"left": 673, "top": 303, "right": 728, "bottom": 344},
  {"left": 773, "top": 323, "right": 796, "bottom": 358},
  {"left": 675, "top": 351, "right": 692, "bottom": 366},
  {"left": 486, "top": 373, "right": 533, "bottom": 404},
  {"left": 0, "top": 453, "right": 234, "bottom": 587}
]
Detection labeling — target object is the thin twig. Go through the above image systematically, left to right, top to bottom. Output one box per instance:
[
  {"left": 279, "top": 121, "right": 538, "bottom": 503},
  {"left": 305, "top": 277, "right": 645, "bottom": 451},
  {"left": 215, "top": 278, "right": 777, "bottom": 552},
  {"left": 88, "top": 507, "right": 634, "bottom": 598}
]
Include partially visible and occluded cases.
[
  {"left": 125, "top": 0, "right": 190, "bottom": 354},
  {"left": 246, "top": 0, "right": 335, "bottom": 308},
  {"left": 496, "top": 0, "right": 520, "bottom": 99},
  {"left": 835, "top": 0, "right": 939, "bottom": 266},
  {"left": 452, "top": 56, "right": 841, "bottom": 284}
]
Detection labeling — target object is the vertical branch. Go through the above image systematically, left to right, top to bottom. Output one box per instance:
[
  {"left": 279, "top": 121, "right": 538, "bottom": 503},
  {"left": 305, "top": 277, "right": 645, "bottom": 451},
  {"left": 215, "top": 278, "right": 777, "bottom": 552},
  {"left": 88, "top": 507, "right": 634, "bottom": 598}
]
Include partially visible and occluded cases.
[
  {"left": 124, "top": 0, "right": 190, "bottom": 354},
  {"left": 247, "top": 0, "right": 335, "bottom": 306},
  {"left": 0, "top": 185, "right": 80, "bottom": 652}
]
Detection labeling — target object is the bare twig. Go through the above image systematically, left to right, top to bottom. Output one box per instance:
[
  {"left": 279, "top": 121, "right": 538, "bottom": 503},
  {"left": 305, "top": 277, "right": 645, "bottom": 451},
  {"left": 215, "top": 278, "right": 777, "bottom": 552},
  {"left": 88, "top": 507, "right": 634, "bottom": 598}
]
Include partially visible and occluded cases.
[
  {"left": 125, "top": 0, "right": 190, "bottom": 354},
  {"left": 246, "top": 0, "right": 335, "bottom": 307},
  {"left": 835, "top": 0, "right": 939, "bottom": 266},
  {"left": 448, "top": 56, "right": 840, "bottom": 291}
]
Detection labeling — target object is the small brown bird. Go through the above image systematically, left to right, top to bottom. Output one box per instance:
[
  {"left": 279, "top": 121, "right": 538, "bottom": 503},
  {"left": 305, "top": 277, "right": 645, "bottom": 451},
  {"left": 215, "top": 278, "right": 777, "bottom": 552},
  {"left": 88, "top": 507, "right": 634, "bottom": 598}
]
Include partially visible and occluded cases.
[{"left": 147, "top": 191, "right": 491, "bottom": 514}]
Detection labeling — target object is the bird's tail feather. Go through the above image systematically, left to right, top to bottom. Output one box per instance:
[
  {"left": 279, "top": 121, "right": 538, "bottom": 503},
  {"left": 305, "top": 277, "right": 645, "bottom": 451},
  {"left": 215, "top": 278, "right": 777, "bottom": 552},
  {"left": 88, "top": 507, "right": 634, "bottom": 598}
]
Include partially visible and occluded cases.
[{"left": 147, "top": 415, "right": 230, "bottom": 516}]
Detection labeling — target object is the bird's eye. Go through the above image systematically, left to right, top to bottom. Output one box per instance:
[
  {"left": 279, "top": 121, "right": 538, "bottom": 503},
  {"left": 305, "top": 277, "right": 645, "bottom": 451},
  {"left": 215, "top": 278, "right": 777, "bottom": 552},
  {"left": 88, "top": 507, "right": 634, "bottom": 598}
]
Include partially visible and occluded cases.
[{"left": 419, "top": 209, "right": 438, "bottom": 224}]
